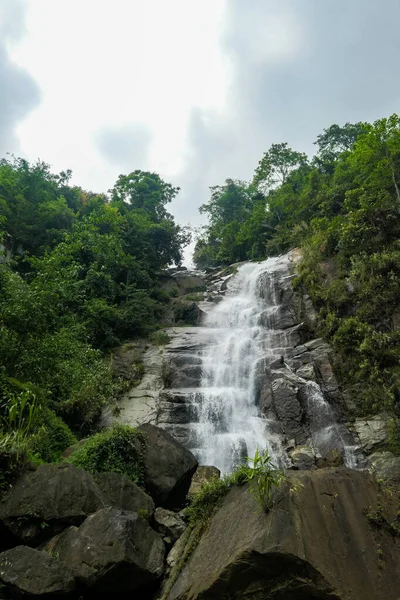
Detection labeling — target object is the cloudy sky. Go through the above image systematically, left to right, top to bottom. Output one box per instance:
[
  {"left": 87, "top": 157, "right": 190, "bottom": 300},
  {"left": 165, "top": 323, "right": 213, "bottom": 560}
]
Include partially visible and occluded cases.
[{"left": 2, "top": 0, "right": 400, "bottom": 228}]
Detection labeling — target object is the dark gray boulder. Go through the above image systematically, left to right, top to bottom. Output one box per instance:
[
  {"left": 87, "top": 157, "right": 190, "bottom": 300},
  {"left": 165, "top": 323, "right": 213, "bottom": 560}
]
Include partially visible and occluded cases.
[
  {"left": 138, "top": 424, "right": 198, "bottom": 508},
  {"left": 0, "top": 463, "right": 106, "bottom": 545},
  {"left": 166, "top": 469, "right": 400, "bottom": 600},
  {"left": 94, "top": 472, "right": 155, "bottom": 521},
  {"left": 45, "top": 507, "right": 165, "bottom": 596},
  {"left": 154, "top": 508, "right": 186, "bottom": 543},
  {"left": 0, "top": 546, "right": 75, "bottom": 598}
]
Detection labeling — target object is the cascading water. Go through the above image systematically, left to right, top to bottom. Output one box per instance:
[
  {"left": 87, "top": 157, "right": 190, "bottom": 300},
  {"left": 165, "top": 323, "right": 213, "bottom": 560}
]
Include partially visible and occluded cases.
[
  {"left": 189, "top": 254, "right": 360, "bottom": 474},
  {"left": 192, "top": 257, "right": 289, "bottom": 474}
]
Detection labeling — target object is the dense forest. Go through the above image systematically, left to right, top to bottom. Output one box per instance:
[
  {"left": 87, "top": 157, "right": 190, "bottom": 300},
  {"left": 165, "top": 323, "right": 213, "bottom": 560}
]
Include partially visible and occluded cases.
[
  {"left": 1, "top": 113, "right": 400, "bottom": 488},
  {"left": 195, "top": 114, "right": 400, "bottom": 445},
  {"left": 0, "top": 162, "right": 189, "bottom": 479}
]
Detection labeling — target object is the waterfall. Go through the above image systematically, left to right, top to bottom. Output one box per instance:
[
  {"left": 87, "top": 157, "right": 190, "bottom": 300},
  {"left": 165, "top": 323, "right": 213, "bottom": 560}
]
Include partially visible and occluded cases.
[
  {"left": 188, "top": 255, "right": 360, "bottom": 474},
  {"left": 191, "top": 257, "right": 290, "bottom": 474}
]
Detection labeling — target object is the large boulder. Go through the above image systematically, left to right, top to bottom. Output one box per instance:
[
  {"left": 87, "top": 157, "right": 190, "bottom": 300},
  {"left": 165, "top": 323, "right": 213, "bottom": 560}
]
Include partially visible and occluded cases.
[
  {"left": 138, "top": 424, "right": 198, "bottom": 508},
  {"left": 0, "top": 463, "right": 106, "bottom": 545},
  {"left": 166, "top": 468, "right": 400, "bottom": 600},
  {"left": 94, "top": 472, "right": 155, "bottom": 520},
  {"left": 45, "top": 507, "right": 165, "bottom": 596},
  {"left": 0, "top": 546, "right": 75, "bottom": 598}
]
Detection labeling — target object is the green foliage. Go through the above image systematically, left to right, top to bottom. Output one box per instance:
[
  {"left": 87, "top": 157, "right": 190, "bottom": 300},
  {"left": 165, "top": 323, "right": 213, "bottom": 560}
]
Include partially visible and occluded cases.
[
  {"left": 253, "top": 142, "right": 308, "bottom": 191},
  {"left": 0, "top": 158, "right": 190, "bottom": 439},
  {"left": 0, "top": 389, "right": 38, "bottom": 442},
  {"left": 29, "top": 407, "right": 77, "bottom": 462},
  {"left": 69, "top": 425, "right": 145, "bottom": 486},
  {"left": 0, "top": 432, "right": 30, "bottom": 495},
  {"left": 245, "top": 448, "right": 285, "bottom": 511},
  {"left": 186, "top": 449, "right": 283, "bottom": 526},
  {"left": 185, "top": 476, "right": 231, "bottom": 527},
  {"left": 365, "top": 502, "right": 400, "bottom": 537}
]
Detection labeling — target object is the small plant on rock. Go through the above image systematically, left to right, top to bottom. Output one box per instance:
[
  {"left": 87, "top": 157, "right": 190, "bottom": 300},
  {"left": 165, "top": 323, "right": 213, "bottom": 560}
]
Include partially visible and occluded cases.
[{"left": 246, "top": 448, "right": 285, "bottom": 511}]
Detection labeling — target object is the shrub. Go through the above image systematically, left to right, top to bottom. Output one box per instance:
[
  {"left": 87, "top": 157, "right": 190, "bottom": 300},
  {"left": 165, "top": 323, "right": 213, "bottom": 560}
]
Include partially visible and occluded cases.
[
  {"left": 150, "top": 330, "right": 171, "bottom": 346},
  {"left": 29, "top": 407, "right": 76, "bottom": 462},
  {"left": 69, "top": 424, "right": 145, "bottom": 486},
  {"left": 0, "top": 432, "right": 29, "bottom": 496},
  {"left": 246, "top": 448, "right": 285, "bottom": 511},
  {"left": 186, "top": 477, "right": 231, "bottom": 526}
]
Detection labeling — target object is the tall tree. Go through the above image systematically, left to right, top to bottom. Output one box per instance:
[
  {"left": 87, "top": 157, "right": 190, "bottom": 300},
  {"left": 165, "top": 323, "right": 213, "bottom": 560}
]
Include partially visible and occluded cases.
[{"left": 253, "top": 143, "right": 308, "bottom": 193}]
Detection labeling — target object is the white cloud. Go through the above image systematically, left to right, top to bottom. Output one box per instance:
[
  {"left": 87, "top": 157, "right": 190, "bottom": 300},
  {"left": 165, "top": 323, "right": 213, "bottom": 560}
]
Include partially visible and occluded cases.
[{"left": 12, "top": 0, "right": 229, "bottom": 192}]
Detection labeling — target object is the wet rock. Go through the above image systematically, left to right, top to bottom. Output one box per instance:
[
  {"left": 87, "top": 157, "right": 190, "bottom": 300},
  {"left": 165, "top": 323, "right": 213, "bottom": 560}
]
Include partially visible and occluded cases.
[
  {"left": 172, "top": 274, "right": 206, "bottom": 294},
  {"left": 172, "top": 301, "right": 205, "bottom": 326},
  {"left": 260, "top": 305, "right": 296, "bottom": 330},
  {"left": 102, "top": 344, "right": 163, "bottom": 428},
  {"left": 313, "top": 354, "right": 341, "bottom": 400},
  {"left": 168, "top": 363, "right": 202, "bottom": 388},
  {"left": 296, "top": 363, "right": 316, "bottom": 381},
  {"left": 271, "top": 377, "right": 307, "bottom": 444},
  {"left": 259, "top": 382, "right": 274, "bottom": 417},
  {"left": 157, "top": 401, "right": 194, "bottom": 425},
  {"left": 352, "top": 415, "right": 389, "bottom": 453},
  {"left": 138, "top": 424, "right": 198, "bottom": 508},
  {"left": 290, "top": 445, "right": 316, "bottom": 470},
  {"left": 316, "top": 448, "right": 344, "bottom": 468},
  {"left": 369, "top": 451, "right": 400, "bottom": 483},
  {"left": 0, "top": 463, "right": 106, "bottom": 545},
  {"left": 188, "top": 466, "right": 221, "bottom": 497},
  {"left": 165, "top": 469, "right": 400, "bottom": 600},
  {"left": 94, "top": 472, "right": 155, "bottom": 520},
  {"left": 46, "top": 507, "right": 165, "bottom": 596},
  {"left": 154, "top": 508, "right": 186, "bottom": 542},
  {"left": 0, "top": 546, "right": 75, "bottom": 598}
]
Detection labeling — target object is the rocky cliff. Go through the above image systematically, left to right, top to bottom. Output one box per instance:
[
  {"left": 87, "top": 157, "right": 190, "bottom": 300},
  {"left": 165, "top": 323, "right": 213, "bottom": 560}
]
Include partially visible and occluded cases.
[{"left": 104, "top": 251, "right": 400, "bottom": 480}]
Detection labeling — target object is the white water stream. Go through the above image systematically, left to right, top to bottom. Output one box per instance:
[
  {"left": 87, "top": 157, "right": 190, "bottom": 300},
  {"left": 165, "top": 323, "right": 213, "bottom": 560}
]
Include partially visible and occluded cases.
[
  {"left": 190, "top": 255, "right": 359, "bottom": 474},
  {"left": 192, "top": 257, "right": 288, "bottom": 473}
]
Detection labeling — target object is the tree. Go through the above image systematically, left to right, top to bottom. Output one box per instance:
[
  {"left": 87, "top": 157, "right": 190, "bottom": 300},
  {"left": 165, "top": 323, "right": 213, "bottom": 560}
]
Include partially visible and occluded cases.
[
  {"left": 314, "top": 122, "right": 368, "bottom": 164},
  {"left": 253, "top": 143, "right": 308, "bottom": 193},
  {"left": 110, "top": 170, "right": 179, "bottom": 222},
  {"left": 199, "top": 179, "right": 252, "bottom": 228}
]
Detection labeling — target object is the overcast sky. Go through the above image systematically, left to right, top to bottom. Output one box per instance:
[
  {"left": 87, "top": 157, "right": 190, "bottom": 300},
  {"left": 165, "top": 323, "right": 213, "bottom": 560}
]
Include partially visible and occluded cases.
[{"left": 2, "top": 0, "right": 400, "bottom": 228}]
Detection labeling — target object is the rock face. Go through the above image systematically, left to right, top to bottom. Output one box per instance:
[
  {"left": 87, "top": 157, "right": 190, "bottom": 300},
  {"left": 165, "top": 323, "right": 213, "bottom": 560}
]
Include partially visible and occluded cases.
[
  {"left": 105, "top": 252, "right": 363, "bottom": 472},
  {"left": 102, "top": 344, "right": 164, "bottom": 428},
  {"left": 351, "top": 415, "right": 390, "bottom": 453},
  {"left": 138, "top": 423, "right": 198, "bottom": 508},
  {"left": 368, "top": 450, "right": 400, "bottom": 483},
  {"left": 0, "top": 463, "right": 106, "bottom": 545},
  {"left": 188, "top": 466, "right": 221, "bottom": 497},
  {"left": 166, "top": 468, "right": 400, "bottom": 600},
  {"left": 94, "top": 472, "right": 155, "bottom": 520},
  {"left": 46, "top": 507, "right": 165, "bottom": 596},
  {"left": 154, "top": 508, "right": 186, "bottom": 543},
  {"left": 0, "top": 546, "right": 75, "bottom": 598}
]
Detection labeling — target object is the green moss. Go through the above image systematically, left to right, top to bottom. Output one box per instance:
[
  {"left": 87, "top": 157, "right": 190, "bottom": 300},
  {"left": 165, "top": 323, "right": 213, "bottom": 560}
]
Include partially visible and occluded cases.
[{"left": 68, "top": 424, "right": 145, "bottom": 486}]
